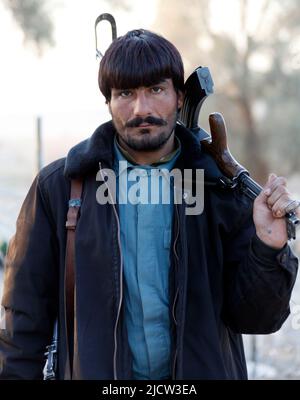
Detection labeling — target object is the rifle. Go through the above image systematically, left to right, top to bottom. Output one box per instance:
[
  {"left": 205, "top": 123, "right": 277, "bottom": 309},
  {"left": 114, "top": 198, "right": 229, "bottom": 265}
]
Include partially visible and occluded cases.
[{"left": 179, "top": 66, "right": 299, "bottom": 240}]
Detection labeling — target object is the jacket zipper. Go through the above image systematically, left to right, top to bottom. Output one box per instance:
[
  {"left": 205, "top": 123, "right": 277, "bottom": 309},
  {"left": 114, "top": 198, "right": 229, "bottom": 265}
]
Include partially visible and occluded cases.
[
  {"left": 99, "top": 164, "right": 123, "bottom": 380},
  {"left": 172, "top": 203, "right": 180, "bottom": 379}
]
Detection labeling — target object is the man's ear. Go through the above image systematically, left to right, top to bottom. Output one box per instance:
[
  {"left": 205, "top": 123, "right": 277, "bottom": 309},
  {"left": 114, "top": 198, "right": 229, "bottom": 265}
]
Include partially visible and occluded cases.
[{"left": 177, "top": 90, "right": 184, "bottom": 110}]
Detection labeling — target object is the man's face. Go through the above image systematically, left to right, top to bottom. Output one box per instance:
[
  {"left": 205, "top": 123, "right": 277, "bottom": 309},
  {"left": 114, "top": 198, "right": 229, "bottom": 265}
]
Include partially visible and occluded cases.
[{"left": 108, "top": 79, "right": 183, "bottom": 152}]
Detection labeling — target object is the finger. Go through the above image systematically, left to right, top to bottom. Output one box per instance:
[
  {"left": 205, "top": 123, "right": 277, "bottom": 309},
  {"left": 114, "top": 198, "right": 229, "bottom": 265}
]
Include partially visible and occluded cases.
[
  {"left": 263, "top": 173, "right": 277, "bottom": 196},
  {"left": 264, "top": 176, "right": 289, "bottom": 214},
  {"left": 266, "top": 176, "right": 287, "bottom": 195},
  {"left": 267, "top": 185, "right": 290, "bottom": 209},
  {"left": 271, "top": 193, "right": 292, "bottom": 218},
  {"left": 286, "top": 199, "right": 300, "bottom": 213}
]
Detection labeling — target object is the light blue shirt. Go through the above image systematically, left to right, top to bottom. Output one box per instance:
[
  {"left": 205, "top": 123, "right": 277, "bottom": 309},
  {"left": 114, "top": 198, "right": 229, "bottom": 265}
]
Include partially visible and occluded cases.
[{"left": 114, "top": 138, "right": 180, "bottom": 379}]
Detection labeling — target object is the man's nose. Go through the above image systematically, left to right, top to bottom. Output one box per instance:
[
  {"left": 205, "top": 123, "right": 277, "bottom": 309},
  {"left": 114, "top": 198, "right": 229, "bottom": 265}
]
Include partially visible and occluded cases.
[{"left": 133, "top": 92, "right": 152, "bottom": 116}]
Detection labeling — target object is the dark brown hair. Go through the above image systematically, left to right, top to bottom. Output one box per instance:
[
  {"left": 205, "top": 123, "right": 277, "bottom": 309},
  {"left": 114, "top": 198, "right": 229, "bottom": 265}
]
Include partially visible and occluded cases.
[{"left": 98, "top": 29, "right": 184, "bottom": 101}]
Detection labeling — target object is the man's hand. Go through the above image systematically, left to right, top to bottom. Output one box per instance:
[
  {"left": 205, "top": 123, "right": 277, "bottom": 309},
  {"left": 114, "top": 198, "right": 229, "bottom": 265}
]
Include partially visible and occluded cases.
[{"left": 253, "top": 173, "right": 299, "bottom": 249}]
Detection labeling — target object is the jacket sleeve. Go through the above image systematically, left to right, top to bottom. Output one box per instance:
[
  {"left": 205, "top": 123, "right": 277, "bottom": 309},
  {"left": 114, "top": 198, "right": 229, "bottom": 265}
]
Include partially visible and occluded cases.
[
  {"left": 0, "top": 176, "right": 59, "bottom": 379},
  {"left": 222, "top": 201, "right": 298, "bottom": 334}
]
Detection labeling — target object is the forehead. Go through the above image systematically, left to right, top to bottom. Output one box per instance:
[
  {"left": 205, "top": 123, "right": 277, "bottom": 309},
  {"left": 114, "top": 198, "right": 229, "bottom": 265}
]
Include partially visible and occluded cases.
[{"left": 111, "top": 78, "right": 173, "bottom": 91}]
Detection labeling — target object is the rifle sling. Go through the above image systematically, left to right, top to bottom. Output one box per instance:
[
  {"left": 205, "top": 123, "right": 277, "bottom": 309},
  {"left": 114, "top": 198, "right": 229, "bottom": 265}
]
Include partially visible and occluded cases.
[{"left": 65, "top": 178, "right": 83, "bottom": 379}]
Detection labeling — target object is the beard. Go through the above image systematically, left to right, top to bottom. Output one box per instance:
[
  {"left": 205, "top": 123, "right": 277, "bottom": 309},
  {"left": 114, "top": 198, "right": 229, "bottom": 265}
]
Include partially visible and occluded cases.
[
  {"left": 114, "top": 111, "right": 178, "bottom": 152},
  {"left": 119, "top": 127, "right": 173, "bottom": 151}
]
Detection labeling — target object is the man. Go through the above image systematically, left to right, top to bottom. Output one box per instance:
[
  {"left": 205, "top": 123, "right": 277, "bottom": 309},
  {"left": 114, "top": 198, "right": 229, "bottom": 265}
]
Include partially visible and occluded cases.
[{"left": 0, "top": 29, "right": 298, "bottom": 380}]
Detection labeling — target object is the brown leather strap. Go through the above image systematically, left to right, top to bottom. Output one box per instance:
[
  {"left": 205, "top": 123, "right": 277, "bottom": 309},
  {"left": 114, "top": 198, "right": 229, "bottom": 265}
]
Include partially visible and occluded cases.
[{"left": 65, "top": 179, "right": 83, "bottom": 379}]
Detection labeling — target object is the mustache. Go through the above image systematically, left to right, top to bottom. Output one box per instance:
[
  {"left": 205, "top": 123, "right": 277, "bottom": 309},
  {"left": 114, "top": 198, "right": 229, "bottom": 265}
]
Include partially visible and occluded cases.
[{"left": 125, "top": 116, "right": 168, "bottom": 128}]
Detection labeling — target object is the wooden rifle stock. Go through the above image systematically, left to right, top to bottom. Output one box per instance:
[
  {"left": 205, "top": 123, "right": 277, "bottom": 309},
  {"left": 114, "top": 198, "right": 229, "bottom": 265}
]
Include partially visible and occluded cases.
[{"left": 204, "top": 112, "right": 262, "bottom": 199}]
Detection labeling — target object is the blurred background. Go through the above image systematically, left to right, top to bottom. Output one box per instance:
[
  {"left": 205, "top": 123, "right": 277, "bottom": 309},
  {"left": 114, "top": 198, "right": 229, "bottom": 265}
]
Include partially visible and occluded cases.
[{"left": 0, "top": 0, "right": 299, "bottom": 379}]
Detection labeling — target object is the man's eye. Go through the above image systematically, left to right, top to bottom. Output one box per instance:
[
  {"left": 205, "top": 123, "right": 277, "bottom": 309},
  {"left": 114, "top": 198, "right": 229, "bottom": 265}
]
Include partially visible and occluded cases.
[
  {"left": 151, "top": 87, "right": 163, "bottom": 94},
  {"left": 120, "top": 90, "right": 132, "bottom": 98}
]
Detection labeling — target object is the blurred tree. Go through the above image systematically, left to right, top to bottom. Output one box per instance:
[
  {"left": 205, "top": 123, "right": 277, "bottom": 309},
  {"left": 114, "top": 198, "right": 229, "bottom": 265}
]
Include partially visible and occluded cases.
[
  {"left": 3, "top": 0, "right": 54, "bottom": 53},
  {"left": 153, "top": 0, "right": 300, "bottom": 183},
  {"left": 0, "top": 240, "right": 8, "bottom": 257}
]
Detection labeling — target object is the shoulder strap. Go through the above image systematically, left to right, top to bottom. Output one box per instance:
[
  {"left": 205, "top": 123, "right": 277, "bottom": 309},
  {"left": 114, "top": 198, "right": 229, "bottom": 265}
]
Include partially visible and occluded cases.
[{"left": 65, "top": 178, "right": 83, "bottom": 379}]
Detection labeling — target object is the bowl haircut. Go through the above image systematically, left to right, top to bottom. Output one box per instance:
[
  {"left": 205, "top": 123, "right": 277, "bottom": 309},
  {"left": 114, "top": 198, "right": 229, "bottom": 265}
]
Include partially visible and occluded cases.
[{"left": 98, "top": 29, "right": 185, "bottom": 102}]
